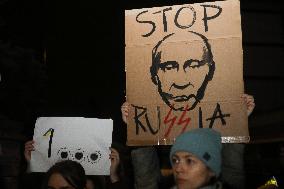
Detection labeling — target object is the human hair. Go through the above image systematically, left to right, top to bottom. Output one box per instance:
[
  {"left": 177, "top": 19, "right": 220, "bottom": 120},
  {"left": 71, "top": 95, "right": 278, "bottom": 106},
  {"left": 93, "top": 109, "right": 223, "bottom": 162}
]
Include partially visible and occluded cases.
[{"left": 42, "top": 160, "right": 86, "bottom": 189}]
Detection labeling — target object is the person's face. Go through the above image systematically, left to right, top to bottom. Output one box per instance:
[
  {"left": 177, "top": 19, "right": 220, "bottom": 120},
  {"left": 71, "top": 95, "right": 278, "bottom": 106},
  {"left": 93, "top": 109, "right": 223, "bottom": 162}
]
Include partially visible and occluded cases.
[
  {"left": 155, "top": 41, "right": 210, "bottom": 111},
  {"left": 171, "top": 152, "right": 214, "bottom": 189},
  {"left": 48, "top": 173, "right": 77, "bottom": 189},
  {"left": 86, "top": 179, "right": 95, "bottom": 189}
]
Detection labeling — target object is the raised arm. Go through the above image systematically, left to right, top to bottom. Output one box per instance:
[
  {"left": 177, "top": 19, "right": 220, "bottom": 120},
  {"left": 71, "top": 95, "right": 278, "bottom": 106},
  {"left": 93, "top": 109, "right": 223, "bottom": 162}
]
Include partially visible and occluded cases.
[
  {"left": 241, "top": 94, "right": 255, "bottom": 116},
  {"left": 121, "top": 102, "right": 130, "bottom": 124},
  {"left": 24, "top": 140, "right": 35, "bottom": 162}
]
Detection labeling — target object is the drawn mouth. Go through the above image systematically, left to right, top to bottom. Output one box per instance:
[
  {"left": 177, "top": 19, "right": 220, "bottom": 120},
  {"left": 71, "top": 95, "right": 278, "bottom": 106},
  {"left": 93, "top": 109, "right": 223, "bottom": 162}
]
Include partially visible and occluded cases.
[
  {"left": 162, "top": 93, "right": 197, "bottom": 104},
  {"left": 172, "top": 95, "right": 189, "bottom": 102}
]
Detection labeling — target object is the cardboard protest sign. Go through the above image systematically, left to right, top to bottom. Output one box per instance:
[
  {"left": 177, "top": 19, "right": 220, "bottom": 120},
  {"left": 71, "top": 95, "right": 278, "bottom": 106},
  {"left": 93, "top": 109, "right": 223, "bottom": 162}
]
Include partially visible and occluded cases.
[
  {"left": 125, "top": 0, "right": 249, "bottom": 145},
  {"left": 30, "top": 117, "right": 113, "bottom": 175}
]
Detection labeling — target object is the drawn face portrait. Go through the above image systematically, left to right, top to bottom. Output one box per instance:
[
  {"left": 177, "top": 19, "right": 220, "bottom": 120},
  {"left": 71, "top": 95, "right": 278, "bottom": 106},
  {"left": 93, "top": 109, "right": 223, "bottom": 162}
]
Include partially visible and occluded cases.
[{"left": 150, "top": 31, "right": 215, "bottom": 111}]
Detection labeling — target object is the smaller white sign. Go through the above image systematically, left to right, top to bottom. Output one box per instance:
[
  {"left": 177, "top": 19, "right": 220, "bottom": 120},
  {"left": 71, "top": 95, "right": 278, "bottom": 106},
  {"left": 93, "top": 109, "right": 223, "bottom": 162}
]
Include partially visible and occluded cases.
[{"left": 30, "top": 117, "right": 113, "bottom": 175}]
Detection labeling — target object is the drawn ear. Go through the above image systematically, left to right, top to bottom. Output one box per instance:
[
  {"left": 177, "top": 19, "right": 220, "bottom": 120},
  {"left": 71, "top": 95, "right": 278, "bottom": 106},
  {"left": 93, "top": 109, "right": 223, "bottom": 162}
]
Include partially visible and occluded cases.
[
  {"left": 207, "top": 61, "right": 215, "bottom": 81},
  {"left": 151, "top": 75, "right": 159, "bottom": 85}
]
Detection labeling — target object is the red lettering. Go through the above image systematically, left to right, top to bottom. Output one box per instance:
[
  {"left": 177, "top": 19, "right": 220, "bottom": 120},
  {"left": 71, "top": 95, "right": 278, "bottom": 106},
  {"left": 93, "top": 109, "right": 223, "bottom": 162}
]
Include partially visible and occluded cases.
[
  {"left": 164, "top": 105, "right": 191, "bottom": 138},
  {"left": 163, "top": 108, "right": 177, "bottom": 138}
]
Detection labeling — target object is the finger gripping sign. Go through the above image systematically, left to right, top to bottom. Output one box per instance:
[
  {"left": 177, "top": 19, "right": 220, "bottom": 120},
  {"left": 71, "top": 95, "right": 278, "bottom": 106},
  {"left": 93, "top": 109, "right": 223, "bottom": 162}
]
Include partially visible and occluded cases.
[
  {"left": 125, "top": 0, "right": 249, "bottom": 146},
  {"left": 30, "top": 117, "right": 113, "bottom": 175}
]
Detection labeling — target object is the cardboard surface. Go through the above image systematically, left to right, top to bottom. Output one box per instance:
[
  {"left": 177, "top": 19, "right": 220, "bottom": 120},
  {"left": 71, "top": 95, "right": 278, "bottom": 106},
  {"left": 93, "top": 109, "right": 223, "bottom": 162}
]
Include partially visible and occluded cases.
[{"left": 125, "top": 0, "right": 249, "bottom": 145}]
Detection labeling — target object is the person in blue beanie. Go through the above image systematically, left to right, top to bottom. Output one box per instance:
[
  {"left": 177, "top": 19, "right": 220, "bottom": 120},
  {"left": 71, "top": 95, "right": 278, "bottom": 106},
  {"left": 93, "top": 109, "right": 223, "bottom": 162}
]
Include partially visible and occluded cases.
[
  {"left": 121, "top": 94, "right": 255, "bottom": 189},
  {"left": 169, "top": 128, "right": 222, "bottom": 189}
]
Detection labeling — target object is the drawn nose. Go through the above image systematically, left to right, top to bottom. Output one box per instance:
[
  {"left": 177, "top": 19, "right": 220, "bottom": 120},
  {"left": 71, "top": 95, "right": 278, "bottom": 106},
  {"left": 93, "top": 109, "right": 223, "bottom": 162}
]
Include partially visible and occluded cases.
[
  {"left": 170, "top": 71, "right": 193, "bottom": 91},
  {"left": 170, "top": 82, "right": 193, "bottom": 91}
]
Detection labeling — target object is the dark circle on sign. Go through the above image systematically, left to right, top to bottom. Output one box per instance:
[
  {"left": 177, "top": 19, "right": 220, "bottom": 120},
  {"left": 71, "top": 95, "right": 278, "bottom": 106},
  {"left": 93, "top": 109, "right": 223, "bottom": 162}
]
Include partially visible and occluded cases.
[
  {"left": 61, "top": 151, "right": 68, "bottom": 159},
  {"left": 75, "top": 152, "right": 83, "bottom": 160},
  {"left": 90, "top": 153, "right": 98, "bottom": 161}
]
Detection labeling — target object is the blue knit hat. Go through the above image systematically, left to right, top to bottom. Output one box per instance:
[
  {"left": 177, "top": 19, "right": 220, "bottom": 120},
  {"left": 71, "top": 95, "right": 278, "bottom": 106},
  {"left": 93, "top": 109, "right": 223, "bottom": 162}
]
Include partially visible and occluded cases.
[{"left": 170, "top": 128, "right": 222, "bottom": 177}]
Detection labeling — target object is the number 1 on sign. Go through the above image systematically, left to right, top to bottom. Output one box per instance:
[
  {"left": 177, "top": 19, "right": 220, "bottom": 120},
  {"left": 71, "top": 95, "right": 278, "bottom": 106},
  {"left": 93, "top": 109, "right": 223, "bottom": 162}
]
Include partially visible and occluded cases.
[{"left": 43, "top": 128, "right": 55, "bottom": 158}]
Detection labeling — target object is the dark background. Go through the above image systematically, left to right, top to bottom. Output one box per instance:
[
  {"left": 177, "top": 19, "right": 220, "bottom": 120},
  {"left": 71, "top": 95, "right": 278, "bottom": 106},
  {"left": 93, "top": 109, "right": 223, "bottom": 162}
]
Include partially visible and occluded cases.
[{"left": 0, "top": 0, "right": 283, "bottom": 188}]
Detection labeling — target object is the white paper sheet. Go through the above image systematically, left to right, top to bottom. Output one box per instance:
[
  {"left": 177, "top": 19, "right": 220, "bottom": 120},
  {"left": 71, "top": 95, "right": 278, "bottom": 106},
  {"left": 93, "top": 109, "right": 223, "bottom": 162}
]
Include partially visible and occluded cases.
[{"left": 30, "top": 117, "right": 113, "bottom": 175}]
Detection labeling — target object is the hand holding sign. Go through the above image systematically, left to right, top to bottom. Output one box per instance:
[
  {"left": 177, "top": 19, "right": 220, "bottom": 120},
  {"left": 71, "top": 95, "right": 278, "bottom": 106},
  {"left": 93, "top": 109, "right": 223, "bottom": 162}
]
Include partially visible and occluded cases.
[{"left": 125, "top": 0, "right": 249, "bottom": 145}]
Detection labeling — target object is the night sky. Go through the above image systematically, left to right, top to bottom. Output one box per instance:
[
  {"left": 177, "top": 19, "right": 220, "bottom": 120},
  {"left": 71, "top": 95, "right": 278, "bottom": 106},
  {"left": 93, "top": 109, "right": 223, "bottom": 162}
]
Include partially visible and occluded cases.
[{"left": 1, "top": 0, "right": 284, "bottom": 143}]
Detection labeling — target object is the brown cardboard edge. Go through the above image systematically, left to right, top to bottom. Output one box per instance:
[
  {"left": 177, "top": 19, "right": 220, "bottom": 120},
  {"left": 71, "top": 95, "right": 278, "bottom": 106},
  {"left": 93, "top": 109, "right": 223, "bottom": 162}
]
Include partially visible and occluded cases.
[
  {"left": 127, "top": 136, "right": 250, "bottom": 146},
  {"left": 221, "top": 136, "right": 250, "bottom": 143},
  {"left": 127, "top": 138, "right": 175, "bottom": 146}
]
